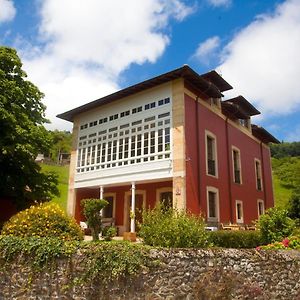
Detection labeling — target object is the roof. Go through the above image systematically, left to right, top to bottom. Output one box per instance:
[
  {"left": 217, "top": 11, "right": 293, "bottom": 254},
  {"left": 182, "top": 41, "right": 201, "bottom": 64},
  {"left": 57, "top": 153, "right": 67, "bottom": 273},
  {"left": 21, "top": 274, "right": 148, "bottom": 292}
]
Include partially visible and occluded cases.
[
  {"left": 57, "top": 65, "right": 232, "bottom": 122},
  {"left": 201, "top": 70, "right": 233, "bottom": 92},
  {"left": 222, "top": 96, "right": 261, "bottom": 119},
  {"left": 251, "top": 125, "right": 280, "bottom": 144}
]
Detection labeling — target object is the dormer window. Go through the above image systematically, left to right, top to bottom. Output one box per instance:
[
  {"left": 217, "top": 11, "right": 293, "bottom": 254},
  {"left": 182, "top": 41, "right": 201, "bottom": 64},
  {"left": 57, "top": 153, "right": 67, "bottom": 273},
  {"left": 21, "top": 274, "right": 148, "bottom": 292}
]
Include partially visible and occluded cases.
[{"left": 238, "top": 118, "right": 250, "bottom": 129}]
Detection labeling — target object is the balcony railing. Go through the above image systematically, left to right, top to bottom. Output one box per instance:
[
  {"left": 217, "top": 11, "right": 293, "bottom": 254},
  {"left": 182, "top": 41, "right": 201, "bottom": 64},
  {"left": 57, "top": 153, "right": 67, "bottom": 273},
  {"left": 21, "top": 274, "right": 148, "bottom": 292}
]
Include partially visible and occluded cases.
[{"left": 207, "top": 159, "right": 216, "bottom": 176}]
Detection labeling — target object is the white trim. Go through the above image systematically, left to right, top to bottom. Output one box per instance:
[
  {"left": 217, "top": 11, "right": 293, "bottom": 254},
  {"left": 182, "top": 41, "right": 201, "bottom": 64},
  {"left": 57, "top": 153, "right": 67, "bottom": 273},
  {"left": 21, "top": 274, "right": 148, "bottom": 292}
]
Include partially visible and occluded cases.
[
  {"left": 205, "top": 130, "right": 218, "bottom": 178},
  {"left": 232, "top": 146, "right": 242, "bottom": 184},
  {"left": 206, "top": 186, "right": 219, "bottom": 222},
  {"left": 156, "top": 187, "right": 173, "bottom": 205},
  {"left": 102, "top": 192, "right": 116, "bottom": 221},
  {"left": 257, "top": 199, "right": 265, "bottom": 217},
  {"left": 235, "top": 200, "right": 244, "bottom": 223}
]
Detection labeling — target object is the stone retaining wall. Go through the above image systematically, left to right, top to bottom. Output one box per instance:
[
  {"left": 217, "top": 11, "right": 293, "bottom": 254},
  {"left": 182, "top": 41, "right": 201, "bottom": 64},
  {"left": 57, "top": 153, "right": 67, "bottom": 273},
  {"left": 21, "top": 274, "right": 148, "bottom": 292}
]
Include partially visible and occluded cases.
[{"left": 1, "top": 248, "right": 300, "bottom": 299}]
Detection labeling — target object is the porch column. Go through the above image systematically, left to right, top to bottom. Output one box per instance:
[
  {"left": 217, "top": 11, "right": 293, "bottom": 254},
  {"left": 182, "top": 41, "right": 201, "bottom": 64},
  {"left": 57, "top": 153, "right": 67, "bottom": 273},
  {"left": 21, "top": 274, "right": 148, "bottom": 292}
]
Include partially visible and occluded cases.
[
  {"left": 130, "top": 182, "right": 136, "bottom": 233},
  {"left": 100, "top": 186, "right": 104, "bottom": 216},
  {"left": 100, "top": 186, "right": 104, "bottom": 199}
]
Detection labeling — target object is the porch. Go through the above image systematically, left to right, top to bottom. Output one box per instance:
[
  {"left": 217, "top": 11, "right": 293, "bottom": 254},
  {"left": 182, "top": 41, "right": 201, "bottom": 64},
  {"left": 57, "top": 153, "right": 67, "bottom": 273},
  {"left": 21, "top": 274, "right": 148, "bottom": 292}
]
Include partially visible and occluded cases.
[{"left": 74, "top": 180, "right": 173, "bottom": 235}]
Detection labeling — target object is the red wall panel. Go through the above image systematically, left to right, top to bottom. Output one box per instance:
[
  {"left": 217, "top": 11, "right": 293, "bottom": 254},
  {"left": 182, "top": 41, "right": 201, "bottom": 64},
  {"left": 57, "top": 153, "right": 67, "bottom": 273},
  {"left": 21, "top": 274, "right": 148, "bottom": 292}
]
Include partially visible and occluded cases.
[{"left": 184, "top": 92, "right": 274, "bottom": 225}]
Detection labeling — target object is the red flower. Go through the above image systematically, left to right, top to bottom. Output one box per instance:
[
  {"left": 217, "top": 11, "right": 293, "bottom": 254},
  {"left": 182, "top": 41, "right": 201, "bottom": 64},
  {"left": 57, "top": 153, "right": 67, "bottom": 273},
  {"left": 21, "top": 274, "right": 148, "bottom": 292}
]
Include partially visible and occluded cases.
[
  {"left": 282, "top": 238, "right": 289, "bottom": 247},
  {"left": 256, "top": 246, "right": 261, "bottom": 251}
]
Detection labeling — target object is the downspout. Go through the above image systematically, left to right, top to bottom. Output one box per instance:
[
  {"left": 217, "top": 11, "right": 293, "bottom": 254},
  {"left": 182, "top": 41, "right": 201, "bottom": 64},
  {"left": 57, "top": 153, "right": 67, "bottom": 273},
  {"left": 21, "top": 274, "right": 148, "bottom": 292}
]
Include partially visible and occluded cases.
[
  {"left": 195, "top": 97, "right": 201, "bottom": 209},
  {"left": 225, "top": 117, "right": 233, "bottom": 223},
  {"left": 260, "top": 142, "right": 268, "bottom": 207}
]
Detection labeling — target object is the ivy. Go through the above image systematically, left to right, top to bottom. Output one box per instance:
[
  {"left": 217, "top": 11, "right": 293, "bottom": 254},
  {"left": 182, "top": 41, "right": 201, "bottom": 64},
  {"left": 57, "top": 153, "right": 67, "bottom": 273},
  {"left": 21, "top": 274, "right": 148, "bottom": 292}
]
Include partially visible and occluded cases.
[{"left": 0, "top": 236, "right": 157, "bottom": 284}]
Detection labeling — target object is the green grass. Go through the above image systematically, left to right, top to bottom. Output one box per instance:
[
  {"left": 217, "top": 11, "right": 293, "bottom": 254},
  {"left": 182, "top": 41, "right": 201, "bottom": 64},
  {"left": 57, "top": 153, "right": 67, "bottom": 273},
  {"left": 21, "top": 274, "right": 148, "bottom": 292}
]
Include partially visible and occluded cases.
[
  {"left": 40, "top": 164, "right": 69, "bottom": 211},
  {"left": 273, "top": 174, "right": 293, "bottom": 209}
]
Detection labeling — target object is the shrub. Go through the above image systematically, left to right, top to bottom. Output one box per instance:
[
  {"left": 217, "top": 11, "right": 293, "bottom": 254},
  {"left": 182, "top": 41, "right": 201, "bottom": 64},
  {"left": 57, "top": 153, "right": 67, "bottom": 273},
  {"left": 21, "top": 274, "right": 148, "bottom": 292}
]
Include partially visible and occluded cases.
[
  {"left": 287, "top": 188, "right": 300, "bottom": 221},
  {"left": 81, "top": 198, "right": 108, "bottom": 241},
  {"left": 1, "top": 202, "right": 83, "bottom": 241},
  {"left": 139, "top": 205, "right": 209, "bottom": 248},
  {"left": 257, "top": 207, "right": 295, "bottom": 244},
  {"left": 102, "top": 226, "right": 117, "bottom": 241},
  {"left": 208, "top": 230, "right": 262, "bottom": 248},
  {"left": 258, "top": 236, "right": 300, "bottom": 250}
]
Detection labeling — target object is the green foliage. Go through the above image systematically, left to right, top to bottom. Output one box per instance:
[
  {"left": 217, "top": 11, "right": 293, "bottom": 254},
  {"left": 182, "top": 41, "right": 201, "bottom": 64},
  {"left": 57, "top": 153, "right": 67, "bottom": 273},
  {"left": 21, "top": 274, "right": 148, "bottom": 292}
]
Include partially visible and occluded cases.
[
  {"left": 0, "top": 46, "right": 59, "bottom": 208},
  {"left": 47, "top": 130, "right": 72, "bottom": 162},
  {"left": 270, "top": 142, "right": 300, "bottom": 158},
  {"left": 272, "top": 157, "right": 300, "bottom": 190},
  {"left": 287, "top": 188, "right": 300, "bottom": 221},
  {"left": 81, "top": 198, "right": 108, "bottom": 241},
  {"left": 1, "top": 202, "right": 83, "bottom": 241},
  {"left": 139, "top": 205, "right": 209, "bottom": 248},
  {"left": 257, "top": 207, "right": 296, "bottom": 244},
  {"left": 102, "top": 226, "right": 117, "bottom": 241},
  {"left": 208, "top": 230, "right": 262, "bottom": 248},
  {"left": 0, "top": 235, "right": 78, "bottom": 270},
  {"left": 259, "top": 236, "right": 300, "bottom": 250},
  {"left": 0, "top": 237, "right": 155, "bottom": 284},
  {"left": 79, "top": 241, "right": 154, "bottom": 283}
]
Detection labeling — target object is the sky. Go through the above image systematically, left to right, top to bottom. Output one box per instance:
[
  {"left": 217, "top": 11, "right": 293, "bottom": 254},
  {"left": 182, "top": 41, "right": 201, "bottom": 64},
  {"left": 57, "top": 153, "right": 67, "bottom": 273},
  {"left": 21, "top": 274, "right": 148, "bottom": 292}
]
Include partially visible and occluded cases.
[{"left": 0, "top": 0, "right": 300, "bottom": 142}]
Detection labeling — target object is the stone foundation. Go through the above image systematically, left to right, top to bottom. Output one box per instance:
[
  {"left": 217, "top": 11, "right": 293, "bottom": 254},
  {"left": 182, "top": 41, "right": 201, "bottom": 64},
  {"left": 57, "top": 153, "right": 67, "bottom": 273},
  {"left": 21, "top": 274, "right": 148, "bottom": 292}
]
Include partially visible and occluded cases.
[{"left": 1, "top": 248, "right": 300, "bottom": 299}]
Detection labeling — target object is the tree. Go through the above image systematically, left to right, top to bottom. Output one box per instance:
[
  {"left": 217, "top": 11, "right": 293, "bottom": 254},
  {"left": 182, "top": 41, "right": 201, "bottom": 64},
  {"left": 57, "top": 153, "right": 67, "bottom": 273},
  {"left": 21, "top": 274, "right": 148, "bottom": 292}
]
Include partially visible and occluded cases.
[
  {"left": 0, "top": 46, "right": 59, "bottom": 209},
  {"left": 47, "top": 130, "right": 72, "bottom": 163},
  {"left": 287, "top": 188, "right": 300, "bottom": 222}
]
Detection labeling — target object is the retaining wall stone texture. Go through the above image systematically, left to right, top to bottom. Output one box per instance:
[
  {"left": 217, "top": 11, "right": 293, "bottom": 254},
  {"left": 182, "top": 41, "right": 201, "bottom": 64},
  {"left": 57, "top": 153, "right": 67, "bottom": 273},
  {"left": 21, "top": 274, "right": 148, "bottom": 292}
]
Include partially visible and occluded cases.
[{"left": 1, "top": 248, "right": 300, "bottom": 299}]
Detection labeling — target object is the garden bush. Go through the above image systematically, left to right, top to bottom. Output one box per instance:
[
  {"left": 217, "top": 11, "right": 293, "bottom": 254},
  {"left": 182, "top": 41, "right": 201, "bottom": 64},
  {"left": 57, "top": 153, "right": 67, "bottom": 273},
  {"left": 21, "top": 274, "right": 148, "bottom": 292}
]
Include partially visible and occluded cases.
[
  {"left": 81, "top": 198, "right": 108, "bottom": 241},
  {"left": 1, "top": 202, "right": 83, "bottom": 241},
  {"left": 139, "top": 205, "right": 209, "bottom": 248},
  {"left": 257, "top": 207, "right": 295, "bottom": 244},
  {"left": 102, "top": 226, "right": 117, "bottom": 241},
  {"left": 208, "top": 230, "right": 262, "bottom": 248}
]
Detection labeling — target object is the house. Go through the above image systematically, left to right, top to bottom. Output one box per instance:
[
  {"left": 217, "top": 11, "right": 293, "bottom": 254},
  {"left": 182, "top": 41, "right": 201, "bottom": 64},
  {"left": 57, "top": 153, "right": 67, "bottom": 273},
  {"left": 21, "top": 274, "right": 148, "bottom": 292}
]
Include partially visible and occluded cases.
[{"left": 57, "top": 65, "right": 279, "bottom": 235}]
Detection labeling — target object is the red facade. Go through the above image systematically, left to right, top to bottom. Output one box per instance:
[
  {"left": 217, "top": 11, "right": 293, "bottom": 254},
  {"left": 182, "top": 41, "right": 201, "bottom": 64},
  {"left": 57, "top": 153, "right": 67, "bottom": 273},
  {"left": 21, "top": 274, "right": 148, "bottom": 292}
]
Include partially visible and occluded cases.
[{"left": 184, "top": 92, "right": 274, "bottom": 224}]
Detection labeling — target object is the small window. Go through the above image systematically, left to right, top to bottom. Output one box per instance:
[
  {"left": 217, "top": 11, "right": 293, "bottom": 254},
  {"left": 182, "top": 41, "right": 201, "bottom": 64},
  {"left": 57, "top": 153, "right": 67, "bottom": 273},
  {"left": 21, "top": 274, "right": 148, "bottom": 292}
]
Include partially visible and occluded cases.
[
  {"left": 206, "top": 132, "right": 217, "bottom": 177},
  {"left": 232, "top": 147, "right": 242, "bottom": 184},
  {"left": 255, "top": 159, "right": 263, "bottom": 191},
  {"left": 207, "top": 187, "right": 219, "bottom": 222},
  {"left": 102, "top": 195, "right": 115, "bottom": 219},
  {"left": 257, "top": 199, "right": 265, "bottom": 217},
  {"left": 235, "top": 200, "right": 244, "bottom": 223}
]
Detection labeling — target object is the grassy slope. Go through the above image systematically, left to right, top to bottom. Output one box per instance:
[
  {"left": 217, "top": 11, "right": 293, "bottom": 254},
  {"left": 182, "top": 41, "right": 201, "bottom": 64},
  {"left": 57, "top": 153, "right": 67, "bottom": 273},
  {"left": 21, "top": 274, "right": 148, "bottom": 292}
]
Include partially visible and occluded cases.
[
  {"left": 40, "top": 164, "right": 69, "bottom": 211},
  {"left": 273, "top": 174, "right": 292, "bottom": 208}
]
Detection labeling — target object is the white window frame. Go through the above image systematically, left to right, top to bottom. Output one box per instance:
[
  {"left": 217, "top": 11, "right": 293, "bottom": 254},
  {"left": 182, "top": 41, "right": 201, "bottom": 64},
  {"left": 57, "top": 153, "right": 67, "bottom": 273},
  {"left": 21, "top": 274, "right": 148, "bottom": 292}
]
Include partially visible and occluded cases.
[
  {"left": 205, "top": 130, "right": 218, "bottom": 178},
  {"left": 232, "top": 146, "right": 242, "bottom": 184},
  {"left": 254, "top": 158, "right": 263, "bottom": 191},
  {"left": 206, "top": 186, "right": 219, "bottom": 222},
  {"left": 102, "top": 193, "right": 116, "bottom": 221},
  {"left": 257, "top": 199, "right": 265, "bottom": 217},
  {"left": 235, "top": 200, "right": 244, "bottom": 223}
]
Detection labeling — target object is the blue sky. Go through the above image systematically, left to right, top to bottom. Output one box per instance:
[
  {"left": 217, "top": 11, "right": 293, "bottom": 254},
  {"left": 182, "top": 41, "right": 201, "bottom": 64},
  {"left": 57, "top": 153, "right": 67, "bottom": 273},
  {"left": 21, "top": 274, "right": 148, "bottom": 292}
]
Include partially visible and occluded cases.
[{"left": 1, "top": 0, "right": 300, "bottom": 142}]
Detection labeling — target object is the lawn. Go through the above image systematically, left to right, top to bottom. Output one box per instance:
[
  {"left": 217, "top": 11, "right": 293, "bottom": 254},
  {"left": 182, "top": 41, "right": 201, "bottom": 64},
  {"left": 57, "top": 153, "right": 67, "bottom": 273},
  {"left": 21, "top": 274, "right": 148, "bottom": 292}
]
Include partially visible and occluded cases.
[
  {"left": 40, "top": 164, "right": 69, "bottom": 211},
  {"left": 273, "top": 174, "right": 292, "bottom": 208}
]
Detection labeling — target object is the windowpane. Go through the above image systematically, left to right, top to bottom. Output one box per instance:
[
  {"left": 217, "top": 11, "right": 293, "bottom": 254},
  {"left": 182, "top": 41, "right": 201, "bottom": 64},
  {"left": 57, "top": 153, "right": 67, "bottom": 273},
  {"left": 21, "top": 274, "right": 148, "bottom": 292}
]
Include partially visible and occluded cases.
[
  {"left": 207, "top": 135, "right": 216, "bottom": 176},
  {"left": 208, "top": 191, "right": 216, "bottom": 218},
  {"left": 103, "top": 196, "right": 113, "bottom": 218}
]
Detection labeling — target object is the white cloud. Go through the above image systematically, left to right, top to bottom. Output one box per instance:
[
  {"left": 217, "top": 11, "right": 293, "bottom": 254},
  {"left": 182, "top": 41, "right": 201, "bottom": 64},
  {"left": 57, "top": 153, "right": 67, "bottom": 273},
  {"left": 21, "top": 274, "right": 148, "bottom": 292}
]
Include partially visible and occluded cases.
[
  {"left": 0, "top": 0, "right": 16, "bottom": 23},
  {"left": 18, "top": 0, "right": 193, "bottom": 130},
  {"left": 207, "top": 0, "right": 232, "bottom": 8},
  {"left": 217, "top": 0, "right": 300, "bottom": 117},
  {"left": 193, "top": 36, "right": 220, "bottom": 64}
]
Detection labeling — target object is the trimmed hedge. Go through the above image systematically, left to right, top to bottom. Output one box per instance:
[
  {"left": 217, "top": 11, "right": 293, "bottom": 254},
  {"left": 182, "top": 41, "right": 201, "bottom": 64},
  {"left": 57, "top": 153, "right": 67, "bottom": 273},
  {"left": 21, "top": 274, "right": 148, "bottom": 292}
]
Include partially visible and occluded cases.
[{"left": 208, "top": 230, "right": 262, "bottom": 248}]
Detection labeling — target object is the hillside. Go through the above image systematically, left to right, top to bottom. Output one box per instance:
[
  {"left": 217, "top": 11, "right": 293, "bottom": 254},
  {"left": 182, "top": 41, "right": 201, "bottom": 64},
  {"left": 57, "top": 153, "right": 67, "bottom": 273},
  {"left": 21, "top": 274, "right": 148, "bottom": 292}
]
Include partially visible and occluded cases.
[{"left": 40, "top": 164, "right": 69, "bottom": 211}]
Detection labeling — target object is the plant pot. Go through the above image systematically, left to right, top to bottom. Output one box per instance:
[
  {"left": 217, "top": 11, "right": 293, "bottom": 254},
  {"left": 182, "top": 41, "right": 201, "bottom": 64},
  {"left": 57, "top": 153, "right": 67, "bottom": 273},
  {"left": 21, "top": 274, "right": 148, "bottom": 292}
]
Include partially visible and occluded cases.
[{"left": 123, "top": 231, "right": 137, "bottom": 242}]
